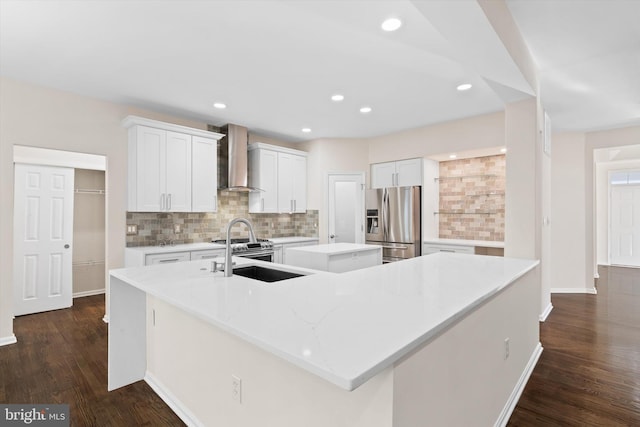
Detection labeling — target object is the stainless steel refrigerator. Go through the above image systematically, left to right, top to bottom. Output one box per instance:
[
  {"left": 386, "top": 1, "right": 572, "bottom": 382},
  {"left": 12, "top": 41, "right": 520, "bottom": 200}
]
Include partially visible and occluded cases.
[{"left": 365, "top": 186, "right": 421, "bottom": 262}]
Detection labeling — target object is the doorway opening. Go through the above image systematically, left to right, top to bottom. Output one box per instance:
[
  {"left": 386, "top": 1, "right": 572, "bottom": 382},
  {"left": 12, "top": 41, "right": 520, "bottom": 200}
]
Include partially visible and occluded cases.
[{"left": 13, "top": 146, "right": 107, "bottom": 317}]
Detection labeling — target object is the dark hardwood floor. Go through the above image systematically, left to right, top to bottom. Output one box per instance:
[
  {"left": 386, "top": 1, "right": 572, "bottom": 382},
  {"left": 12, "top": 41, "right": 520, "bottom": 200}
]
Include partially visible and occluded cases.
[
  {"left": 509, "top": 266, "right": 640, "bottom": 426},
  {"left": 1, "top": 267, "right": 639, "bottom": 426},
  {"left": 0, "top": 295, "right": 184, "bottom": 426}
]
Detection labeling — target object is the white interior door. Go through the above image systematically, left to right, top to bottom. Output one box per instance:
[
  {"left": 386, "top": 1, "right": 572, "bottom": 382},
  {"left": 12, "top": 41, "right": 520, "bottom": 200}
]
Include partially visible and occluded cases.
[
  {"left": 14, "top": 164, "right": 75, "bottom": 316},
  {"left": 328, "top": 173, "right": 364, "bottom": 244},
  {"left": 610, "top": 185, "right": 640, "bottom": 266}
]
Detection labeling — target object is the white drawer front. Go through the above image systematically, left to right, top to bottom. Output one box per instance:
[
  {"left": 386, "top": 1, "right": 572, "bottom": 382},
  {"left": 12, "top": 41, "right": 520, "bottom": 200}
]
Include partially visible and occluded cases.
[{"left": 145, "top": 251, "right": 191, "bottom": 265}]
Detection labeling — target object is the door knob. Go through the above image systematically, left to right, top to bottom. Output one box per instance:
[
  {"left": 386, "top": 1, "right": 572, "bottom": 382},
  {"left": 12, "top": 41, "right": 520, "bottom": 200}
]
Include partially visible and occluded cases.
[
  {"left": 329, "top": 234, "right": 335, "bottom": 239},
  {"left": 64, "top": 244, "right": 70, "bottom": 249}
]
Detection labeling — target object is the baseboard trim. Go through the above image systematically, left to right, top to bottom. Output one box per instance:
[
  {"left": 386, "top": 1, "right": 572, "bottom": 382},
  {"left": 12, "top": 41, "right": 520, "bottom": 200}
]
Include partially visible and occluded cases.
[
  {"left": 552, "top": 287, "right": 597, "bottom": 294},
  {"left": 73, "top": 289, "right": 105, "bottom": 299},
  {"left": 539, "top": 303, "right": 553, "bottom": 322},
  {"left": 0, "top": 334, "right": 18, "bottom": 347},
  {"left": 494, "top": 342, "right": 543, "bottom": 427},
  {"left": 145, "top": 371, "right": 203, "bottom": 427}
]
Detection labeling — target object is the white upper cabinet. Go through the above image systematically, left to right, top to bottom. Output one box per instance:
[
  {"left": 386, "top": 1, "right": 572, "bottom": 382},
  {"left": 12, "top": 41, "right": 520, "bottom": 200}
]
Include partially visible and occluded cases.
[
  {"left": 123, "top": 116, "right": 223, "bottom": 212},
  {"left": 164, "top": 131, "right": 192, "bottom": 212},
  {"left": 191, "top": 135, "right": 218, "bottom": 212},
  {"left": 248, "top": 143, "right": 307, "bottom": 213},
  {"left": 248, "top": 147, "right": 279, "bottom": 213},
  {"left": 278, "top": 152, "right": 307, "bottom": 213},
  {"left": 371, "top": 158, "right": 423, "bottom": 188}
]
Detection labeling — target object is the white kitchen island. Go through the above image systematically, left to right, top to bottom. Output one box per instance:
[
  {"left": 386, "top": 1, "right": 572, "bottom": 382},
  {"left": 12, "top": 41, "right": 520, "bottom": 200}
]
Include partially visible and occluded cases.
[
  {"left": 285, "top": 242, "right": 382, "bottom": 272},
  {"left": 108, "top": 253, "right": 540, "bottom": 427}
]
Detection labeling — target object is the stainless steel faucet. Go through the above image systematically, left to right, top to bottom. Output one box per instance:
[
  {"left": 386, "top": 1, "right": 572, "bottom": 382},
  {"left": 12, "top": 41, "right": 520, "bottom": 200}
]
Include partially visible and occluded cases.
[{"left": 224, "top": 218, "right": 257, "bottom": 277}]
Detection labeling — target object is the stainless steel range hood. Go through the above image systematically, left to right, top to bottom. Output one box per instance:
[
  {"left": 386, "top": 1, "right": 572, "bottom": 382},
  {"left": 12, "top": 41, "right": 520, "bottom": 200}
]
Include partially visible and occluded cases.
[{"left": 217, "top": 124, "right": 261, "bottom": 192}]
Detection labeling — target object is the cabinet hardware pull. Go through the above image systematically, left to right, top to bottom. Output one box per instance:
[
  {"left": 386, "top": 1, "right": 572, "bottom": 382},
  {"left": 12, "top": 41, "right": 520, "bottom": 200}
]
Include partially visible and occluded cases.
[
  {"left": 161, "top": 193, "right": 165, "bottom": 211},
  {"left": 168, "top": 193, "right": 172, "bottom": 210},
  {"left": 382, "top": 245, "right": 408, "bottom": 250},
  {"left": 159, "top": 258, "right": 180, "bottom": 263}
]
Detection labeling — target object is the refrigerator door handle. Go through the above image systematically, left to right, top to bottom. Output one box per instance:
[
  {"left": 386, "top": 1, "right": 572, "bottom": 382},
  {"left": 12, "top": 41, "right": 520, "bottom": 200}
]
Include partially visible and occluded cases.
[{"left": 382, "top": 188, "right": 389, "bottom": 241}]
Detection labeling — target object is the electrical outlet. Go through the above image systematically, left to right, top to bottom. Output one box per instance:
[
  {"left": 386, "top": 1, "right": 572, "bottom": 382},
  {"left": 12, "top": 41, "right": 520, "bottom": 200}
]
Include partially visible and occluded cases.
[
  {"left": 126, "top": 224, "right": 138, "bottom": 235},
  {"left": 173, "top": 224, "right": 181, "bottom": 234},
  {"left": 504, "top": 338, "right": 510, "bottom": 360},
  {"left": 231, "top": 375, "right": 242, "bottom": 403}
]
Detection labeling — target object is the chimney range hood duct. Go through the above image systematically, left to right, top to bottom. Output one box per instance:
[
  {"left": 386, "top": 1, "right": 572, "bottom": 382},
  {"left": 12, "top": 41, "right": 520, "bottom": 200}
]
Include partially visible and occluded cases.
[{"left": 217, "top": 124, "right": 261, "bottom": 192}]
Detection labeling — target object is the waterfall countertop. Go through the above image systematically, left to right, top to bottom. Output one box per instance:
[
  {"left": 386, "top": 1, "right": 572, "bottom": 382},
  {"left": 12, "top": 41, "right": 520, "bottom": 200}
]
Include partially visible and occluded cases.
[{"left": 109, "top": 252, "right": 537, "bottom": 391}]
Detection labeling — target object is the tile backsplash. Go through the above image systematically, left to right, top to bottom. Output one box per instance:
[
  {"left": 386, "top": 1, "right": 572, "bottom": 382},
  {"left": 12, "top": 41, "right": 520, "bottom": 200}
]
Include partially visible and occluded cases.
[
  {"left": 438, "top": 155, "right": 505, "bottom": 241},
  {"left": 126, "top": 190, "right": 318, "bottom": 247}
]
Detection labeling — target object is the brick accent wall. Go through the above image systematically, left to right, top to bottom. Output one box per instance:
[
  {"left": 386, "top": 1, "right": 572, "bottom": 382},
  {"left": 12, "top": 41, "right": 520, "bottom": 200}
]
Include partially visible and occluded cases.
[
  {"left": 438, "top": 155, "right": 505, "bottom": 241},
  {"left": 126, "top": 190, "right": 318, "bottom": 247}
]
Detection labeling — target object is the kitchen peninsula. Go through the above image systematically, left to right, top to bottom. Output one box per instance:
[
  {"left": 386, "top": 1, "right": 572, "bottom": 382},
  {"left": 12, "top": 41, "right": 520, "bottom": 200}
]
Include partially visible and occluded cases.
[{"left": 108, "top": 253, "right": 539, "bottom": 427}]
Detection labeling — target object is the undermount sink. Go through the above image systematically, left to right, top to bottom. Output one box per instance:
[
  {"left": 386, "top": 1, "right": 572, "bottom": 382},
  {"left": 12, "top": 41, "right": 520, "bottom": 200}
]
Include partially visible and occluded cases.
[{"left": 232, "top": 265, "right": 306, "bottom": 282}]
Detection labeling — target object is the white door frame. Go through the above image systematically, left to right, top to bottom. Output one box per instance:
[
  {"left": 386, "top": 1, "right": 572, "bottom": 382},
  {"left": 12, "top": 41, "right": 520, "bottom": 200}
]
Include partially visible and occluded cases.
[
  {"left": 13, "top": 146, "right": 107, "bottom": 320},
  {"left": 608, "top": 170, "right": 640, "bottom": 267},
  {"left": 326, "top": 171, "right": 365, "bottom": 244}
]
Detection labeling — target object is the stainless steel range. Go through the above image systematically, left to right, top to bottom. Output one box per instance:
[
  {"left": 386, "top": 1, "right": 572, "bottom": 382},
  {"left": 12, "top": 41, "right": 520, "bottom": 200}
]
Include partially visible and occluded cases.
[{"left": 212, "top": 238, "right": 275, "bottom": 262}]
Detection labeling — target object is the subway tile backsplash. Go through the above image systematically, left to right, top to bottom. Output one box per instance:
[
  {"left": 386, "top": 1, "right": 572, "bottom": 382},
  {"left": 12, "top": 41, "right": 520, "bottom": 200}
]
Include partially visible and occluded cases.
[
  {"left": 438, "top": 155, "right": 505, "bottom": 241},
  {"left": 126, "top": 190, "right": 319, "bottom": 247}
]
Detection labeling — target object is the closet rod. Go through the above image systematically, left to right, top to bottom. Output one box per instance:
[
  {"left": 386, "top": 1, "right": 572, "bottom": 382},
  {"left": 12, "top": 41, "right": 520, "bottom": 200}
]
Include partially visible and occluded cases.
[
  {"left": 74, "top": 188, "right": 105, "bottom": 195},
  {"left": 72, "top": 260, "right": 105, "bottom": 267}
]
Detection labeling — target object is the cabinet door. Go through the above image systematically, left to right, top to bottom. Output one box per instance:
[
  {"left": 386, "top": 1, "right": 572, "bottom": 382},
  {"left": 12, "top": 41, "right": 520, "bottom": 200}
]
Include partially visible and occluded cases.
[
  {"left": 134, "top": 126, "right": 166, "bottom": 211},
  {"left": 165, "top": 131, "right": 192, "bottom": 212},
  {"left": 192, "top": 136, "right": 217, "bottom": 212},
  {"left": 249, "top": 149, "right": 279, "bottom": 213},
  {"left": 278, "top": 153, "right": 296, "bottom": 212},
  {"left": 278, "top": 153, "right": 306, "bottom": 213},
  {"left": 290, "top": 154, "right": 306, "bottom": 212},
  {"left": 396, "top": 158, "right": 423, "bottom": 187},
  {"left": 371, "top": 162, "right": 396, "bottom": 188}
]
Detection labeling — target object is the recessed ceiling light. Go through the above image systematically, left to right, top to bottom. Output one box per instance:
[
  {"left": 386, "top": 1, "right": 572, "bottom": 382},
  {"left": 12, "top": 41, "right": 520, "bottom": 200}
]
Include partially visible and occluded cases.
[
  {"left": 381, "top": 17, "right": 402, "bottom": 32},
  {"left": 456, "top": 83, "right": 473, "bottom": 91},
  {"left": 331, "top": 94, "right": 344, "bottom": 102},
  {"left": 213, "top": 102, "right": 227, "bottom": 109},
  {"left": 360, "top": 106, "right": 372, "bottom": 114},
  {"left": 301, "top": 128, "right": 311, "bottom": 133},
  {"left": 500, "top": 148, "right": 507, "bottom": 153},
  {"left": 449, "top": 154, "right": 457, "bottom": 159}
]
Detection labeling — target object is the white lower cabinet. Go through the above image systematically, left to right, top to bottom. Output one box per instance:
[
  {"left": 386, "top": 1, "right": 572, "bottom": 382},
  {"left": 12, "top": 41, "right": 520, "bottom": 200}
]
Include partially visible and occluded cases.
[
  {"left": 281, "top": 240, "right": 318, "bottom": 264},
  {"left": 285, "top": 244, "right": 382, "bottom": 273},
  {"left": 273, "top": 245, "right": 283, "bottom": 264},
  {"left": 125, "top": 246, "right": 226, "bottom": 267}
]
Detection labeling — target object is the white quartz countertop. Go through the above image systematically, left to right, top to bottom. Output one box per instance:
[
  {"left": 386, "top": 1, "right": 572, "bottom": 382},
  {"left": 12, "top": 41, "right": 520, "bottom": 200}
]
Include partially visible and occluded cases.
[
  {"left": 270, "top": 236, "right": 319, "bottom": 244},
  {"left": 423, "top": 238, "right": 505, "bottom": 249},
  {"left": 287, "top": 243, "right": 380, "bottom": 255},
  {"left": 110, "top": 253, "right": 537, "bottom": 391}
]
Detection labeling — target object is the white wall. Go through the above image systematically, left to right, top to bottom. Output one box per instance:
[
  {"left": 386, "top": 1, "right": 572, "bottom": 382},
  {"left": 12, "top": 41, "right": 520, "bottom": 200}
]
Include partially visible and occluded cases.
[
  {"left": 0, "top": 76, "right": 211, "bottom": 342},
  {"left": 367, "top": 112, "right": 505, "bottom": 163},
  {"left": 548, "top": 126, "right": 640, "bottom": 293},
  {"left": 549, "top": 132, "right": 590, "bottom": 292},
  {"left": 298, "top": 138, "right": 370, "bottom": 244}
]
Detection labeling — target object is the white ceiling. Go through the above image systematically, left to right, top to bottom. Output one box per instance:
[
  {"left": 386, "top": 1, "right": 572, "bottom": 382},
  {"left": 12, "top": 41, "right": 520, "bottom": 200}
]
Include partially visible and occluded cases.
[{"left": 1, "top": 0, "right": 638, "bottom": 142}]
